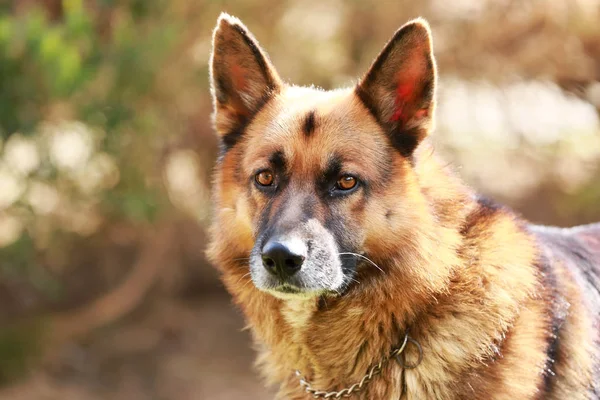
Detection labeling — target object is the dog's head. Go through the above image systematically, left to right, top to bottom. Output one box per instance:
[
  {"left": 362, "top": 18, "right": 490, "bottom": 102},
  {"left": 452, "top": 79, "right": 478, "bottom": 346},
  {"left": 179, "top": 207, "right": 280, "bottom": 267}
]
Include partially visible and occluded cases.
[{"left": 209, "top": 14, "right": 437, "bottom": 299}]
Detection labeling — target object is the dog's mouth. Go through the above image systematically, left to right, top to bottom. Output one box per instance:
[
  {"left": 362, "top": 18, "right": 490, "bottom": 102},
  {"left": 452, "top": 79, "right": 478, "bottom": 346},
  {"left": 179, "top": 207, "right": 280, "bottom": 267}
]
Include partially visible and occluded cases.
[
  {"left": 264, "top": 283, "right": 331, "bottom": 299},
  {"left": 275, "top": 284, "right": 301, "bottom": 294}
]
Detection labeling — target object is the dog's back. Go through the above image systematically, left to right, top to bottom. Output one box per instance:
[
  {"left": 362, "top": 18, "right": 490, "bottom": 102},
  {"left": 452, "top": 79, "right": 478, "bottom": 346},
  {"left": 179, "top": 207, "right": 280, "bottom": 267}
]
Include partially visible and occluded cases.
[
  {"left": 529, "top": 223, "right": 600, "bottom": 398},
  {"left": 532, "top": 223, "right": 600, "bottom": 296}
]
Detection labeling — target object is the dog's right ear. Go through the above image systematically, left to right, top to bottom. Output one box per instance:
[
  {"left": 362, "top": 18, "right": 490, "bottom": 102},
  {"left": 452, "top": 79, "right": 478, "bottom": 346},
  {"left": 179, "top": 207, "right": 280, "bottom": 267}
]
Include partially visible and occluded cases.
[
  {"left": 210, "top": 13, "right": 282, "bottom": 150},
  {"left": 356, "top": 19, "right": 436, "bottom": 157}
]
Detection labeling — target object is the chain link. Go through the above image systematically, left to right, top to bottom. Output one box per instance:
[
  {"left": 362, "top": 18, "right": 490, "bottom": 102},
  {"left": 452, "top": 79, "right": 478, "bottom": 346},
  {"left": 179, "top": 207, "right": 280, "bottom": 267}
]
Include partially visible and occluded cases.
[{"left": 295, "top": 333, "right": 422, "bottom": 398}]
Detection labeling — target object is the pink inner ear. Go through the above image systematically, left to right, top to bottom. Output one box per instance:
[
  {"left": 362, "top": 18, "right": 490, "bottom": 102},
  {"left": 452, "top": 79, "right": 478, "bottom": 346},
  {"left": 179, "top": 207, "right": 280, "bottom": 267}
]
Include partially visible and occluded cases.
[
  {"left": 389, "top": 59, "right": 428, "bottom": 124},
  {"left": 230, "top": 64, "right": 247, "bottom": 91},
  {"left": 390, "top": 82, "right": 414, "bottom": 123}
]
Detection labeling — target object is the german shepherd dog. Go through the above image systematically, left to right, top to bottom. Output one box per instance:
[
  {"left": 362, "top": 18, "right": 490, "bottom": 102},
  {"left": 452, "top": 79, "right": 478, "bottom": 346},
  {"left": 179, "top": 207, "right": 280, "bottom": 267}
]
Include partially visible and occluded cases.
[{"left": 207, "top": 13, "right": 600, "bottom": 399}]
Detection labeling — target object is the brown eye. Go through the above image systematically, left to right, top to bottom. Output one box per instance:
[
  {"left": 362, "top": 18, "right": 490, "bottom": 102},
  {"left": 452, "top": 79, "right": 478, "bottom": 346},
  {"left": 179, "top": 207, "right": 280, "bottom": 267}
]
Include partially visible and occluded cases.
[
  {"left": 255, "top": 170, "right": 274, "bottom": 186},
  {"left": 337, "top": 175, "right": 357, "bottom": 191}
]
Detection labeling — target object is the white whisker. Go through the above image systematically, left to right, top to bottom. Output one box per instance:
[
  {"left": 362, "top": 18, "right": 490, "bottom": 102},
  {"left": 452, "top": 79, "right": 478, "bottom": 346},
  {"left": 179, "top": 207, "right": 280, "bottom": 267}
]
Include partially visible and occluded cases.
[
  {"left": 338, "top": 252, "right": 385, "bottom": 274},
  {"left": 235, "top": 271, "right": 252, "bottom": 286},
  {"left": 241, "top": 276, "right": 254, "bottom": 289},
  {"left": 348, "top": 277, "right": 361, "bottom": 285}
]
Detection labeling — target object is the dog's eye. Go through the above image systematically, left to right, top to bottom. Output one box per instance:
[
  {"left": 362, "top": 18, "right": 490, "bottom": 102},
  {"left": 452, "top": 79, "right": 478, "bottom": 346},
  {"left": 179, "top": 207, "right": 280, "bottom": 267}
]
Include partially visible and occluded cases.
[
  {"left": 255, "top": 170, "right": 275, "bottom": 186},
  {"left": 337, "top": 175, "right": 357, "bottom": 191}
]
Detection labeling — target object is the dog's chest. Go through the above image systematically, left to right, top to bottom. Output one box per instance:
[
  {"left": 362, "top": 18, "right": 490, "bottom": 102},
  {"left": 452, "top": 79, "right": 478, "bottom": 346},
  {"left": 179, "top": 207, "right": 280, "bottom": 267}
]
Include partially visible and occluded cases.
[{"left": 281, "top": 298, "right": 318, "bottom": 331}]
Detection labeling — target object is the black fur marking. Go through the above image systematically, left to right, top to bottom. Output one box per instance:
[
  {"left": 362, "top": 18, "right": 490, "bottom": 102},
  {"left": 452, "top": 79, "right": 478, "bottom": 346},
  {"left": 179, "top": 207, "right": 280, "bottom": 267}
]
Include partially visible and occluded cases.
[
  {"left": 355, "top": 86, "right": 382, "bottom": 126},
  {"left": 218, "top": 92, "right": 273, "bottom": 159},
  {"left": 303, "top": 111, "right": 316, "bottom": 137},
  {"left": 221, "top": 118, "right": 247, "bottom": 151},
  {"left": 389, "top": 128, "right": 420, "bottom": 158},
  {"left": 269, "top": 150, "right": 287, "bottom": 171},
  {"left": 316, "top": 155, "right": 343, "bottom": 195},
  {"left": 317, "top": 155, "right": 342, "bottom": 187},
  {"left": 323, "top": 155, "right": 343, "bottom": 181},
  {"left": 474, "top": 194, "right": 502, "bottom": 212},
  {"left": 460, "top": 195, "right": 504, "bottom": 236},
  {"left": 325, "top": 212, "right": 358, "bottom": 275},
  {"left": 535, "top": 253, "right": 566, "bottom": 397},
  {"left": 317, "top": 295, "right": 328, "bottom": 311},
  {"left": 543, "top": 314, "right": 563, "bottom": 395}
]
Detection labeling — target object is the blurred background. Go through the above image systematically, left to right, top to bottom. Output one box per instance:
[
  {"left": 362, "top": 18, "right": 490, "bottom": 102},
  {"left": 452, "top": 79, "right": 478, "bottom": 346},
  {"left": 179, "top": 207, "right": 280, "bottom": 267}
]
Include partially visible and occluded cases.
[{"left": 0, "top": 0, "right": 599, "bottom": 399}]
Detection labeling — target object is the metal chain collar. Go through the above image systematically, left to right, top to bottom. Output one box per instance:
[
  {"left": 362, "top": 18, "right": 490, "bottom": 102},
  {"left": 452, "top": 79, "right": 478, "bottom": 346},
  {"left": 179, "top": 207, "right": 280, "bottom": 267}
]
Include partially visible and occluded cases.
[{"left": 295, "top": 332, "right": 423, "bottom": 399}]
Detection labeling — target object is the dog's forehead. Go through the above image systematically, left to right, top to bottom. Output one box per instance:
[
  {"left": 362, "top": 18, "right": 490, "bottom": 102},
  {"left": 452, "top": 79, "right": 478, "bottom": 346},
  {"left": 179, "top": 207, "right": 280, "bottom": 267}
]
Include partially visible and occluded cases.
[{"left": 242, "top": 86, "right": 390, "bottom": 176}]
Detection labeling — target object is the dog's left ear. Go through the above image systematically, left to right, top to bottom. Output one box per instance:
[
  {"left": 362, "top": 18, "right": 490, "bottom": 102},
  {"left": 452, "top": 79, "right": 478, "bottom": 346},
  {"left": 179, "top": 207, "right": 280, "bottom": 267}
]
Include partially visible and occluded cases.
[
  {"left": 210, "top": 13, "right": 282, "bottom": 147},
  {"left": 356, "top": 18, "right": 436, "bottom": 157}
]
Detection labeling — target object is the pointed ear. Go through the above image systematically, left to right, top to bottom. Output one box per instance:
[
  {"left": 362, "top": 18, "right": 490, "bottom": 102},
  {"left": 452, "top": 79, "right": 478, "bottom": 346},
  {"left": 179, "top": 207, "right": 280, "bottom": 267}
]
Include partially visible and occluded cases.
[
  {"left": 210, "top": 13, "right": 282, "bottom": 150},
  {"left": 356, "top": 19, "right": 437, "bottom": 157}
]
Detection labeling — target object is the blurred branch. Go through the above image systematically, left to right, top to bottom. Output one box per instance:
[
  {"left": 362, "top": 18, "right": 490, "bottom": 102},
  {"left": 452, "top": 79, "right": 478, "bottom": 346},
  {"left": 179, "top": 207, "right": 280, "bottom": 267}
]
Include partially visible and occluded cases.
[
  {"left": 48, "top": 220, "right": 176, "bottom": 342},
  {"left": 0, "top": 221, "right": 177, "bottom": 384}
]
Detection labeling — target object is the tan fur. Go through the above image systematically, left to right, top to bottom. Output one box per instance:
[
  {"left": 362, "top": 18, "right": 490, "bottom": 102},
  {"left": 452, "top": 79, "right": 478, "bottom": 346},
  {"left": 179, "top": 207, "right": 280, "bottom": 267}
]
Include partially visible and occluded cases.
[{"left": 207, "top": 13, "right": 600, "bottom": 399}]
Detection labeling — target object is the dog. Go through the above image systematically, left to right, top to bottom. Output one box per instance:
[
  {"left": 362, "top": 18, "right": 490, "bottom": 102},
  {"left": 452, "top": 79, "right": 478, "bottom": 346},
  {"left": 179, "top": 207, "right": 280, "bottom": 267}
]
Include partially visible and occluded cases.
[{"left": 206, "top": 13, "right": 600, "bottom": 399}]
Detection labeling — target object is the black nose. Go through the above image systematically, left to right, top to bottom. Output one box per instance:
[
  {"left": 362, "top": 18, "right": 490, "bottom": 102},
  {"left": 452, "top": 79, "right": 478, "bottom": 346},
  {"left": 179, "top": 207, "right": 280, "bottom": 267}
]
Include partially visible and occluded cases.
[{"left": 261, "top": 240, "right": 305, "bottom": 278}]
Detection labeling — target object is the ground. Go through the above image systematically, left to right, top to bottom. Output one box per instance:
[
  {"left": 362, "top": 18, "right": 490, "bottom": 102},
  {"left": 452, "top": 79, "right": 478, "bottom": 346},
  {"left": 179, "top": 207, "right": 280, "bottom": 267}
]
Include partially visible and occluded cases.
[{"left": 0, "top": 291, "right": 273, "bottom": 400}]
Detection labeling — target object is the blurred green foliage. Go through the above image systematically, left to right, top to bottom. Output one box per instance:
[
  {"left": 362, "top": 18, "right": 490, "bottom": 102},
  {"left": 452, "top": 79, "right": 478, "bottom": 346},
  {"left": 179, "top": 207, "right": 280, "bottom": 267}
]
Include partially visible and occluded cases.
[
  {"left": 0, "top": 0, "right": 185, "bottom": 379},
  {"left": 0, "top": 1, "right": 183, "bottom": 269},
  {"left": 0, "top": 5, "right": 206, "bottom": 351}
]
